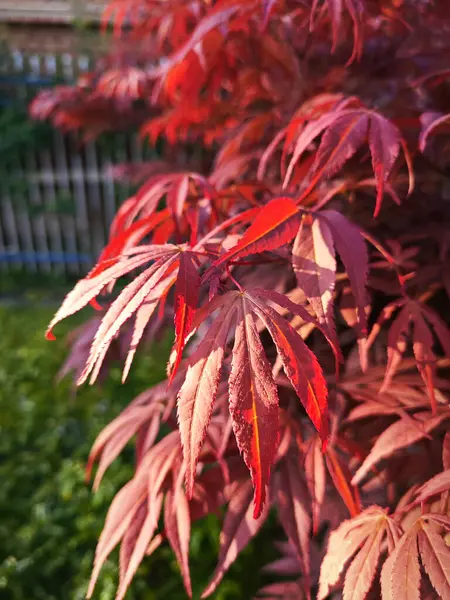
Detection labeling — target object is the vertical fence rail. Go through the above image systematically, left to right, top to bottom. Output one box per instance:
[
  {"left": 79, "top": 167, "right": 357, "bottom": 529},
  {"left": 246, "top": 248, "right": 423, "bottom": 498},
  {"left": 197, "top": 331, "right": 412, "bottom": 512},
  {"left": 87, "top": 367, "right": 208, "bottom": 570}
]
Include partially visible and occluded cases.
[{"left": 0, "top": 47, "right": 152, "bottom": 277}]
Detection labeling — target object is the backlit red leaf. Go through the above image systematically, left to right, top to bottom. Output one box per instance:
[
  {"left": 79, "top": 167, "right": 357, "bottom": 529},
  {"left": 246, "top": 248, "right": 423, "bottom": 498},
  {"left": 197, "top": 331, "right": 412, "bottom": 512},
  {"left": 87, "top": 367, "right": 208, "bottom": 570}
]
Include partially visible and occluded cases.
[
  {"left": 209, "top": 197, "right": 301, "bottom": 271},
  {"left": 170, "top": 251, "right": 200, "bottom": 383},
  {"left": 251, "top": 295, "right": 329, "bottom": 443},
  {"left": 229, "top": 297, "right": 280, "bottom": 518},
  {"left": 325, "top": 446, "right": 360, "bottom": 517}
]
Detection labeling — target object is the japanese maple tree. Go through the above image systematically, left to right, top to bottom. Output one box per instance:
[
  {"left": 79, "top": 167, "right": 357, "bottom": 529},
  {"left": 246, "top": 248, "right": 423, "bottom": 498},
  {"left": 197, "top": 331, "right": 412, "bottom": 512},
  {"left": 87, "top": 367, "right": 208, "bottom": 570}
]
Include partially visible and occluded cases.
[{"left": 32, "top": 0, "right": 450, "bottom": 598}]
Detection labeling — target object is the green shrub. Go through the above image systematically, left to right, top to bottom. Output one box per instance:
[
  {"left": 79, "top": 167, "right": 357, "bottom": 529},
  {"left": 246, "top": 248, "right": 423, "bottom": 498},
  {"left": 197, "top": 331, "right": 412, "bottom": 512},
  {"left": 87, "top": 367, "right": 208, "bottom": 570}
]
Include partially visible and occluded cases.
[{"left": 0, "top": 306, "right": 276, "bottom": 600}]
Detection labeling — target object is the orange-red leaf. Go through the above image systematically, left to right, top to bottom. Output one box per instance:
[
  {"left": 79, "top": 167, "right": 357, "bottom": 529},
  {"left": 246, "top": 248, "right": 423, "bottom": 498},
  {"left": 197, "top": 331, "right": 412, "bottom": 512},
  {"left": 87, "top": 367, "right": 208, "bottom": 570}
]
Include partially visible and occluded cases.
[
  {"left": 210, "top": 197, "right": 301, "bottom": 271},
  {"left": 169, "top": 251, "right": 200, "bottom": 383},
  {"left": 249, "top": 291, "right": 329, "bottom": 443},
  {"left": 304, "top": 435, "right": 326, "bottom": 534},
  {"left": 325, "top": 446, "right": 360, "bottom": 517}
]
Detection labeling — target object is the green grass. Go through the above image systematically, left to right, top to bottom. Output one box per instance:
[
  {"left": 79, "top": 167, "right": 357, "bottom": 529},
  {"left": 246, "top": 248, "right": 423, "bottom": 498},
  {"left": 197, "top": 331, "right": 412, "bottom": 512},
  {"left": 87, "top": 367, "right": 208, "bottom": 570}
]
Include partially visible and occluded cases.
[{"left": 0, "top": 304, "right": 278, "bottom": 600}]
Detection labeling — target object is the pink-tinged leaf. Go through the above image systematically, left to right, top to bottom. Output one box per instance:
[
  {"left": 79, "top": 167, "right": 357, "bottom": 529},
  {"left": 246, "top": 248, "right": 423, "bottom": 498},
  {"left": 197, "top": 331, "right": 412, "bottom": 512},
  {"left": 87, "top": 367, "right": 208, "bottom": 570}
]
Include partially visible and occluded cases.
[
  {"left": 310, "top": 0, "right": 364, "bottom": 62},
  {"left": 323, "top": 0, "right": 343, "bottom": 51},
  {"left": 294, "top": 109, "right": 406, "bottom": 216},
  {"left": 283, "top": 111, "right": 345, "bottom": 187},
  {"left": 311, "top": 111, "right": 369, "bottom": 184},
  {"left": 419, "top": 111, "right": 450, "bottom": 152},
  {"left": 366, "top": 112, "right": 402, "bottom": 218},
  {"left": 167, "top": 175, "right": 190, "bottom": 226},
  {"left": 209, "top": 197, "right": 301, "bottom": 271},
  {"left": 319, "top": 210, "right": 368, "bottom": 334},
  {"left": 88, "top": 211, "right": 173, "bottom": 283},
  {"left": 292, "top": 216, "right": 337, "bottom": 344},
  {"left": 46, "top": 246, "right": 176, "bottom": 340},
  {"left": 170, "top": 252, "right": 200, "bottom": 383},
  {"left": 79, "top": 253, "right": 179, "bottom": 385},
  {"left": 123, "top": 272, "right": 176, "bottom": 382},
  {"left": 250, "top": 287, "right": 341, "bottom": 364},
  {"left": 249, "top": 288, "right": 323, "bottom": 330},
  {"left": 177, "top": 293, "right": 239, "bottom": 497},
  {"left": 250, "top": 294, "right": 329, "bottom": 443},
  {"left": 122, "top": 297, "right": 159, "bottom": 383},
  {"left": 229, "top": 297, "right": 280, "bottom": 518},
  {"left": 365, "top": 299, "right": 404, "bottom": 349},
  {"left": 380, "top": 304, "right": 410, "bottom": 392},
  {"left": 421, "top": 304, "right": 450, "bottom": 359},
  {"left": 412, "top": 312, "right": 437, "bottom": 413},
  {"left": 346, "top": 400, "right": 402, "bottom": 422},
  {"left": 86, "top": 403, "right": 159, "bottom": 485},
  {"left": 91, "top": 409, "right": 153, "bottom": 491},
  {"left": 135, "top": 411, "right": 162, "bottom": 466},
  {"left": 352, "top": 411, "right": 450, "bottom": 486},
  {"left": 444, "top": 432, "right": 450, "bottom": 470},
  {"left": 145, "top": 433, "right": 181, "bottom": 524},
  {"left": 304, "top": 436, "right": 326, "bottom": 534},
  {"left": 275, "top": 456, "right": 311, "bottom": 580},
  {"left": 415, "top": 469, "right": 450, "bottom": 505},
  {"left": 87, "top": 477, "right": 147, "bottom": 597},
  {"left": 202, "top": 481, "right": 269, "bottom": 598},
  {"left": 165, "top": 486, "right": 192, "bottom": 597},
  {"left": 116, "top": 494, "right": 163, "bottom": 600},
  {"left": 119, "top": 501, "right": 147, "bottom": 586},
  {"left": 318, "top": 508, "right": 386, "bottom": 600},
  {"left": 426, "top": 514, "right": 450, "bottom": 529},
  {"left": 343, "top": 518, "right": 386, "bottom": 600},
  {"left": 385, "top": 519, "right": 402, "bottom": 553},
  {"left": 418, "top": 522, "right": 450, "bottom": 599},
  {"left": 381, "top": 527, "right": 421, "bottom": 600},
  {"left": 380, "top": 546, "right": 396, "bottom": 600},
  {"left": 262, "top": 556, "right": 302, "bottom": 576},
  {"left": 256, "top": 580, "right": 304, "bottom": 598}
]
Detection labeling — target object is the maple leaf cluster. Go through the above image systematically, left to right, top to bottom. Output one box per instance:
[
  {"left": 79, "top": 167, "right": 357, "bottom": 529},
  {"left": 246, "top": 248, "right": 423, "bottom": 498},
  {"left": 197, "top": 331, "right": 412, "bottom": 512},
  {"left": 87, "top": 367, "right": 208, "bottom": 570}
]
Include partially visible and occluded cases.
[{"left": 33, "top": 0, "right": 450, "bottom": 598}]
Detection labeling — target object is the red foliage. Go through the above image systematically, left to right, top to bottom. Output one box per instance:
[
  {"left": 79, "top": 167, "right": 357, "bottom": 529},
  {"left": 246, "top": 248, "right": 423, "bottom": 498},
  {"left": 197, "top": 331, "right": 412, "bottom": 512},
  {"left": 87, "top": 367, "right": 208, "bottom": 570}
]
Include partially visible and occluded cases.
[{"left": 34, "top": 0, "right": 450, "bottom": 598}]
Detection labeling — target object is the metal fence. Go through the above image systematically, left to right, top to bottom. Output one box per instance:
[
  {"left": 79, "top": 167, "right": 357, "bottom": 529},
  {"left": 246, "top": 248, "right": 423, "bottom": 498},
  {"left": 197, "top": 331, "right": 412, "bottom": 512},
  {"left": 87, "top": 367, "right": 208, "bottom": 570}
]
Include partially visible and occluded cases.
[{"left": 0, "top": 47, "right": 156, "bottom": 276}]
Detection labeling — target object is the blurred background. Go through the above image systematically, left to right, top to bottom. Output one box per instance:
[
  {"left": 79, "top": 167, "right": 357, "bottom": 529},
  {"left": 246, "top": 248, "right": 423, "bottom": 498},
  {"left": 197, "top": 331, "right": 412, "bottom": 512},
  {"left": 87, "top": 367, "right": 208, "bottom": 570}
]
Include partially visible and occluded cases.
[{"left": 0, "top": 3, "right": 277, "bottom": 598}]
